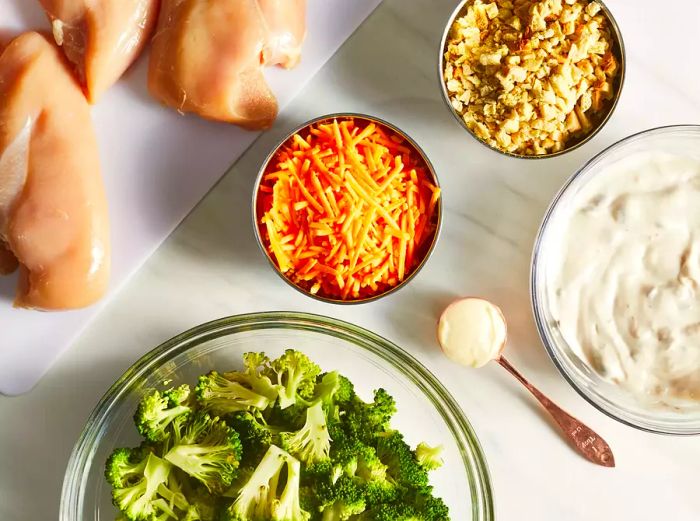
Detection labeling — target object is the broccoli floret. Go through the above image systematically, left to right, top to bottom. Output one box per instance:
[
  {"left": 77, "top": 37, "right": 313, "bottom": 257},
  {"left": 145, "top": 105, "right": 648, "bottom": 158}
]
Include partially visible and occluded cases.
[
  {"left": 265, "top": 350, "right": 321, "bottom": 409},
  {"left": 223, "top": 353, "right": 280, "bottom": 402},
  {"left": 196, "top": 371, "right": 273, "bottom": 415},
  {"left": 314, "top": 372, "right": 356, "bottom": 422},
  {"left": 333, "top": 375, "right": 355, "bottom": 404},
  {"left": 134, "top": 386, "right": 193, "bottom": 443},
  {"left": 344, "top": 390, "right": 396, "bottom": 444},
  {"left": 264, "top": 401, "right": 308, "bottom": 431},
  {"left": 280, "top": 401, "right": 331, "bottom": 465},
  {"left": 228, "top": 410, "right": 274, "bottom": 465},
  {"left": 164, "top": 412, "right": 242, "bottom": 494},
  {"left": 375, "top": 432, "right": 428, "bottom": 489},
  {"left": 331, "top": 439, "right": 378, "bottom": 480},
  {"left": 328, "top": 440, "right": 397, "bottom": 507},
  {"left": 414, "top": 443, "right": 444, "bottom": 471},
  {"left": 105, "top": 445, "right": 153, "bottom": 488},
  {"left": 223, "top": 445, "right": 311, "bottom": 521},
  {"left": 353, "top": 445, "right": 388, "bottom": 482},
  {"left": 109, "top": 451, "right": 172, "bottom": 521},
  {"left": 272, "top": 455, "right": 309, "bottom": 521},
  {"left": 304, "top": 460, "right": 342, "bottom": 486},
  {"left": 154, "top": 470, "right": 221, "bottom": 521},
  {"left": 155, "top": 470, "right": 190, "bottom": 512},
  {"left": 317, "top": 475, "right": 366, "bottom": 521},
  {"left": 362, "top": 481, "right": 399, "bottom": 508},
  {"left": 181, "top": 484, "right": 220, "bottom": 521},
  {"left": 299, "top": 485, "right": 321, "bottom": 520},
  {"left": 360, "top": 489, "right": 449, "bottom": 521},
  {"left": 412, "top": 491, "right": 450, "bottom": 521},
  {"left": 355, "top": 502, "right": 418, "bottom": 521}
]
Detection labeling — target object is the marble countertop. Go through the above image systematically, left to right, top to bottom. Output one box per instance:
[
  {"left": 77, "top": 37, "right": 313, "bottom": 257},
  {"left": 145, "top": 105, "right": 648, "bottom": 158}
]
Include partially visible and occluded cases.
[{"left": 1, "top": 0, "right": 699, "bottom": 519}]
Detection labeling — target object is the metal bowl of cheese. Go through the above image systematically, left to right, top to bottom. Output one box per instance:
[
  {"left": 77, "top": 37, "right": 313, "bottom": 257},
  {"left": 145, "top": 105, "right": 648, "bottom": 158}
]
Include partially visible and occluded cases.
[
  {"left": 438, "top": 0, "right": 626, "bottom": 159},
  {"left": 532, "top": 126, "right": 700, "bottom": 435}
]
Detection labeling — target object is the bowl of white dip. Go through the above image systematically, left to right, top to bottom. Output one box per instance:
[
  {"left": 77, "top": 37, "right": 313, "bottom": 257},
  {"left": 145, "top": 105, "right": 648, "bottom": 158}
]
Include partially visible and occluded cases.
[{"left": 532, "top": 125, "right": 700, "bottom": 435}]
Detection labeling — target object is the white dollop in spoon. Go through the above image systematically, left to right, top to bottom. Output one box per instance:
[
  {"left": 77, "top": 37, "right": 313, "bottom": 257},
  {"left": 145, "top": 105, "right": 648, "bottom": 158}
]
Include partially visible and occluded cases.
[{"left": 438, "top": 297, "right": 615, "bottom": 468}]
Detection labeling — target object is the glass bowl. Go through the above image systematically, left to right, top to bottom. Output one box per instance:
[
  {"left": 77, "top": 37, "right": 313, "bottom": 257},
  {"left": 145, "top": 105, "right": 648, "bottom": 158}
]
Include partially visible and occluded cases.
[
  {"left": 531, "top": 125, "right": 700, "bottom": 435},
  {"left": 61, "top": 312, "right": 494, "bottom": 520}
]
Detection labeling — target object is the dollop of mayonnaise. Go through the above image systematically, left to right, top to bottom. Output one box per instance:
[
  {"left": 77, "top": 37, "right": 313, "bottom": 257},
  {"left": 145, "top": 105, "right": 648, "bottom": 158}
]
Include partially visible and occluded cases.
[
  {"left": 547, "top": 151, "right": 700, "bottom": 405},
  {"left": 438, "top": 298, "right": 507, "bottom": 368}
]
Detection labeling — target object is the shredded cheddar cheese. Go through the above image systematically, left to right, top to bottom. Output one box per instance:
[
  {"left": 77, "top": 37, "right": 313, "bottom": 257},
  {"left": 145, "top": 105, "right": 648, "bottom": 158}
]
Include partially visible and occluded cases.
[{"left": 257, "top": 117, "right": 441, "bottom": 300}]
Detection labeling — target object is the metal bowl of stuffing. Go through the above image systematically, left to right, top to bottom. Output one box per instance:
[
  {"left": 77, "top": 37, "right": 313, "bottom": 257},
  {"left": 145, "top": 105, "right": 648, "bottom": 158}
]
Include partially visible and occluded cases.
[{"left": 438, "top": 0, "right": 626, "bottom": 159}]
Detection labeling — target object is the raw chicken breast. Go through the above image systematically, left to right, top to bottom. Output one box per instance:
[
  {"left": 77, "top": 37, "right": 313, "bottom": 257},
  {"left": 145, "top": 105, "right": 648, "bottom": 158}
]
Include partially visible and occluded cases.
[
  {"left": 39, "top": 0, "right": 160, "bottom": 102},
  {"left": 148, "top": 0, "right": 307, "bottom": 130},
  {"left": 259, "top": 0, "right": 306, "bottom": 68},
  {"left": 0, "top": 32, "right": 110, "bottom": 310}
]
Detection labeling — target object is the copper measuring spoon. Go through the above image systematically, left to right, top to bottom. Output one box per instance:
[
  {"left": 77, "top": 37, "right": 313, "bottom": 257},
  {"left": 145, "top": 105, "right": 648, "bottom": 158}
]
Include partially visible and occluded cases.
[{"left": 437, "top": 297, "right": 615, "bottom": 468}]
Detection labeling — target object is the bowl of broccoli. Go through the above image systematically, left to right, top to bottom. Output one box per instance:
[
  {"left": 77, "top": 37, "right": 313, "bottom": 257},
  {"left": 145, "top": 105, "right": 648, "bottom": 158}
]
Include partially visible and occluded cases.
[{"left": 61, "top": 312, "right": 494, "bottom": 521}]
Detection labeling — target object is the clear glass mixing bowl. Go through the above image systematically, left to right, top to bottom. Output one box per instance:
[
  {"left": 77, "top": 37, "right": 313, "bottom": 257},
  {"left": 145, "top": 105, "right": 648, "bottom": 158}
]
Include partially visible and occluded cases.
[
  {"left": 531, "top": 125, "right": 700, "bottom": 435},
  {"left": 60, "top": 312, "right": 494, "bottom": 520}
]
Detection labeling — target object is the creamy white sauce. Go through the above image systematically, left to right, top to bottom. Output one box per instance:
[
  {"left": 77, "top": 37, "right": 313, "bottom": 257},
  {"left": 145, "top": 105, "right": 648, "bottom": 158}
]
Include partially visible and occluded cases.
[
  {"left": 547, "top": 151, "right": 700, "bottom": 406},
  {"left": 438, "top": 298, "right": 507, "bottom": 368}
]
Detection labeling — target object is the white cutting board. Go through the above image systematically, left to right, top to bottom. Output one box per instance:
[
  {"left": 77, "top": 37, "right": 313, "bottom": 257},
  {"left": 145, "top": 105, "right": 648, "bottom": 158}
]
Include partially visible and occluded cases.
[{"left": 0, "top": 0, "right": 382, "bottom": 395}]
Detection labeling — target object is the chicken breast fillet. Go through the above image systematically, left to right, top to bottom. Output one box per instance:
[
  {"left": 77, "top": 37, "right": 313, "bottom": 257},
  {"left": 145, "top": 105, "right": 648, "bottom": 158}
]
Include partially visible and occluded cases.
[
  {"left": 39, "top": 0, "right": 160, "bottom": 103},
  {"left": 148, "top": 0, "right": 306, "bottom": 130},
  {"left": 259, "top": 0, "right": 306, "bottom": 68},
  {"left": 0, "top": 32, "right": 110, "bottom": 310}
]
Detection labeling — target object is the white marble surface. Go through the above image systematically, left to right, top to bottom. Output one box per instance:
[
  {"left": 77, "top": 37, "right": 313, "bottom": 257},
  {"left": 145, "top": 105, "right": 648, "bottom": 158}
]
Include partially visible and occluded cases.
[{"left": 2, "top": 0, "right": 700, "bottom": 519}]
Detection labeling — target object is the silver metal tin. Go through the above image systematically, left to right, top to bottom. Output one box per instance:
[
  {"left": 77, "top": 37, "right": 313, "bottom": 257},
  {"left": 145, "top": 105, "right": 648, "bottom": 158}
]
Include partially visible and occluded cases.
[
  {"left": 438, "top": 0, "right": 626, "bottom": 159},
  {"left": 252, "top": 113, "right": 443, "bottom": 304}
]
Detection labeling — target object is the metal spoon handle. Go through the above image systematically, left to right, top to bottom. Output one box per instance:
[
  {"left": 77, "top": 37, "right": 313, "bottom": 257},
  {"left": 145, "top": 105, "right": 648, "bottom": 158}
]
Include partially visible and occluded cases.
[{"left": 497, "top": 356, "right": 615, "bottom": 468}]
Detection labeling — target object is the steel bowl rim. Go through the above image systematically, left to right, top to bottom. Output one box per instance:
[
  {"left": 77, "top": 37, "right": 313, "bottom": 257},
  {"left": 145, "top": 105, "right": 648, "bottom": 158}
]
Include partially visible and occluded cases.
[
  {"left": 437, "top": 0, "right": 627, "bottom": 160},
  {"left": 251, "top": 112, "right": 443, "bottom": 304},
  {"left": 530, "top": 124, "right": 700, "bottom": 435}
]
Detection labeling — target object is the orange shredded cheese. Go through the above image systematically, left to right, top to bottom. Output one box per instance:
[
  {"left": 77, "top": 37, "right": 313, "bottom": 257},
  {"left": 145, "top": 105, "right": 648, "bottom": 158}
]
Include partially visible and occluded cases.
[{"left": 257, "top": 117, "right": 441, "bottom": 300}]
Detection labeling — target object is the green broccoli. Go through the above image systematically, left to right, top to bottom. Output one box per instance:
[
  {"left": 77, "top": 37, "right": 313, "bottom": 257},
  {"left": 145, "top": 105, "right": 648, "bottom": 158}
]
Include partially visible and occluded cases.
[
  {"left": 265, "top": 350, "right": 321, "bottom": 409},
  {"left": 107, "top": 353, "right": 450, "bottom": 521},
  {"left": 223, "top": 353, "right": 280, "bottom": 402},
  {"left": 196, "top": 371, "right": 274, "bottom": 415},
  {"left": 313, "top": 372, "right": 356, "bottom": 423},
  {"left": 134, "top": 385, "right": 193, "bottom": 443},
  {"left": 344, "top": 390, "right": 396, "bottom": 444},
  {"left": 264, "top": 400, "right": 309, "bottom": 431},
  {"left": 280, "top": 401, "right": 331, "bottom": 465},
  {"left": 228, "top": 410, "right": 274, "bottom": 465},
  {"left": 164, "top": 412, "right": 242, "bottom": 494},
  {"left": 375, "top": 431, "right": 429, "bottom": 489},
  {"left": 328, "top": 440, "right": 397, "bottom": 507},
  {"left": 414, "top": 443, "right": 444, "bottom": 471},
  {"left": 105, "top": 445, "right": 153, "bottom": 488},
  {"left": 223, "top": 445, "right": 311, "bottom": 521},
  {"left": 107, "top": 450, "right": 172, "bottom": 521},
  {"left": 304, "top": 460, "right": 343, "bottom": 487},
  {"left": 155, "top": 470, "right": 189, "bottom": 512},
  {"left": 317, "top": 474, "right": 366, "bottom": 521},
  {"left": 181, "top": 483, "right": 220, "bottom": 521},
  {"left": 299, "top": 484, "right": 321, "bottom": 520},
  {"left": 359, "top": 489, "right": 449, "bottom": 521},
  {"left": 412, "top": 491, "right": 450, "bottom": 521},
  {"left": 352, "top": 502, "right": 418, "bottom": 521}
]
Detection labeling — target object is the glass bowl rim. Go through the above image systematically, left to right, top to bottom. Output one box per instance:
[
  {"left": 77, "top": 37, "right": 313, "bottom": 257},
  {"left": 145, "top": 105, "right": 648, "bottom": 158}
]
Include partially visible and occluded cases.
[
  {"left": 530, "top": 124, "right": 700, "bottom": 435},
  {"left": 60, "top": 311, "right": 494, "bottom": 520}
]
